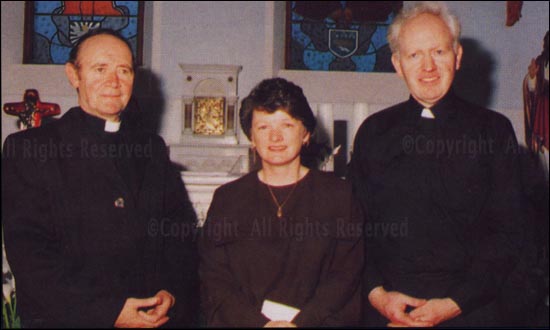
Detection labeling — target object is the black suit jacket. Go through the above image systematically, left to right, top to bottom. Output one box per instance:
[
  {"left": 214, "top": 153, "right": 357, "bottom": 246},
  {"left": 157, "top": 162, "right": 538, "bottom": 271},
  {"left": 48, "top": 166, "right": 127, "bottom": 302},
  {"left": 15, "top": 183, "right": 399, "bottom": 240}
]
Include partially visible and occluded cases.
[
  {"left": 348, "top": 92, "right": 525, "bottom": 326},
  {"left": 2, "top": 107, "right": 199, "bottom": 327}
]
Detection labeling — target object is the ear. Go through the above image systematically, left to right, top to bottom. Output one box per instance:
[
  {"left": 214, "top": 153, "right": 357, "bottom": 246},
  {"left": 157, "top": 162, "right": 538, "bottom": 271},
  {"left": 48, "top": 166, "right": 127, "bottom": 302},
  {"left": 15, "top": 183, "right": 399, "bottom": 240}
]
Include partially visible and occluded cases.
[
  {"left": 455, "top": 44, "right": 464, "bottom": 71},
  {"left": 391, "top": 54, "right": 404, "bottom": 78},
  {"left": 65, "top": 63, "right": 80, "bottom": 89},
  {"left": 302, "top": 131, "right": 311, "bottom": 145},
  {"left": 250, "top": 133, "right": 256, "bottom": 147}
]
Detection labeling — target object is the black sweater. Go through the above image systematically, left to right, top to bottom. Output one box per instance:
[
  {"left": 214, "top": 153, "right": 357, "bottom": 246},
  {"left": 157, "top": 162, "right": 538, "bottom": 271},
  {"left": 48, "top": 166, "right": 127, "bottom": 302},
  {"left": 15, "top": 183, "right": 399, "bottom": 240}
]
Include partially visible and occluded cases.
[{"left": 198, "top": 169, "right": 364, "bottom": 327}]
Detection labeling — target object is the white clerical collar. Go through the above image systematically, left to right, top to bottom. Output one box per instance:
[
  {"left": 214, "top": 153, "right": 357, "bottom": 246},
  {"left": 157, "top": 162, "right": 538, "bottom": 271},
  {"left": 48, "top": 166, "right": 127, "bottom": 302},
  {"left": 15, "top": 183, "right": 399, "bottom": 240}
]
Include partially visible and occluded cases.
[
  {"left": 421, "top": 108, "right": 435, "bottom": 119},
  {"left": 104, "top": 120, "right": 121, "bottom": 132}
]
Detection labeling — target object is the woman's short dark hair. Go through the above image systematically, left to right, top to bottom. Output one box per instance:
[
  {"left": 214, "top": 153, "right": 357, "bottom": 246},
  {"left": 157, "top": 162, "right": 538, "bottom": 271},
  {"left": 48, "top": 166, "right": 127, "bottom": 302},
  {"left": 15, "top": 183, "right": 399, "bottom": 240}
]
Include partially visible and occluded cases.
[
  {"left": 67, "top": 28, "right": 135, "bottom": 68},
  {"left": 239, "top": 78, "right": 316, "bottom": 139}
]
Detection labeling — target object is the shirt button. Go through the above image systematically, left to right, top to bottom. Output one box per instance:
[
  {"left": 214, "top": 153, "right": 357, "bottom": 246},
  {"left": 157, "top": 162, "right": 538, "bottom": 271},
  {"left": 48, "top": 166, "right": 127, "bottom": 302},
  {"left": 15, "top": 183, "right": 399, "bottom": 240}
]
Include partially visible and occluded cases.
[{"left": 114, "top": 197, "right": 125, "bottom": 208}]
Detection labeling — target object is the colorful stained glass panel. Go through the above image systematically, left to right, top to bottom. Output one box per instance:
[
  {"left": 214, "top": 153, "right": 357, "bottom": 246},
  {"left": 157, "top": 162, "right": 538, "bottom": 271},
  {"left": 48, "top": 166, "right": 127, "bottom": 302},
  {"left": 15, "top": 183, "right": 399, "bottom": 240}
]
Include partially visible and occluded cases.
[
  {"left": 24, "top": 1, "right": 143, "bottom": 65},
  {"left": 286, "top": 1, "right": 402, "bottom": 72}
]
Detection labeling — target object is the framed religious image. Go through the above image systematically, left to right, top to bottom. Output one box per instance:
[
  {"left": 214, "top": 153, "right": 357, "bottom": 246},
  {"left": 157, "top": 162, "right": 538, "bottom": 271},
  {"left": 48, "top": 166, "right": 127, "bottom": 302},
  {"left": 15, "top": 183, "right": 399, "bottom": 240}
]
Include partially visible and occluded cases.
[
  {"left": 23, "top": 1, "right": 144, "bottom": 65},
  {"left": 286, "top": 1, "right": 402, "bottom": 72},
  {"left": 193, "top": 97, "right": 226, "bottom": 136}
]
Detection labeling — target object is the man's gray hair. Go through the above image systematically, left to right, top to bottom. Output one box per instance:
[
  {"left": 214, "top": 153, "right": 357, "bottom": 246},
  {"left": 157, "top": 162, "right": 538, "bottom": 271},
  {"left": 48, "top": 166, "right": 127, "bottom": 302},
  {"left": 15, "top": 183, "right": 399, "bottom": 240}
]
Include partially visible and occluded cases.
[{"left": 387, "top": 1, "right": 461, "bottom": 55}]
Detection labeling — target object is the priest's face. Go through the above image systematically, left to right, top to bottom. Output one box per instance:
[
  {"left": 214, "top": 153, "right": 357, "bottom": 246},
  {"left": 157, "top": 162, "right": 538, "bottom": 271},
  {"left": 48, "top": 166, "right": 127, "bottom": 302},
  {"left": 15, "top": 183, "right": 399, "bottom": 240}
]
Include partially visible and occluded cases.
[
  {"left": 391, "top": 13, "right": 463, "bottom": 108},
  {"left": 65, "top": 34, "right": 134, "bottom": 122}
]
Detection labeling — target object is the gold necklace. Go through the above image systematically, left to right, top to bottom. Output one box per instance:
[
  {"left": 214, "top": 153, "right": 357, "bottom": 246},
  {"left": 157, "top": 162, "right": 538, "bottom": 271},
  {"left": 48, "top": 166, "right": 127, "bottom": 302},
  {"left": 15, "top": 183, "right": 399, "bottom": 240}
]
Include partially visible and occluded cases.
[
  {"left": 263, "top": 170, "right": 300, "bottom": 219},
  {"left": 266, "top": 182, "right": 298, "bottom": 218}
]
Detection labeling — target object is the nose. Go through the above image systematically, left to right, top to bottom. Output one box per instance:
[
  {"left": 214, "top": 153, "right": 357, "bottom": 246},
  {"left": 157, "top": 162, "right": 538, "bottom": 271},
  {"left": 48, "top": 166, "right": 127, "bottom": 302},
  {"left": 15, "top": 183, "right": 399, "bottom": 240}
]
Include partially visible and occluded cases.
[
  {"left": 422, "top": 55, "right": 436, "bottom": 71},
  {"left": 106, "top": 71, "right": 120, "bottom": 87},
  {"left": 269, "top": 129, "right": 283, "bottom": 142}
]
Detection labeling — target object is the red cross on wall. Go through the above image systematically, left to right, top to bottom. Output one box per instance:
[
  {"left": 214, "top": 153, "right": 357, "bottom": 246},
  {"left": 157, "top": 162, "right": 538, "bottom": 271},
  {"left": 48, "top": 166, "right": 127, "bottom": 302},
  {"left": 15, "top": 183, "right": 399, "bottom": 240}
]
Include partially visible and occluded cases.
[{"left": 3, "top": 89, "right": 61, "bottom": 130}]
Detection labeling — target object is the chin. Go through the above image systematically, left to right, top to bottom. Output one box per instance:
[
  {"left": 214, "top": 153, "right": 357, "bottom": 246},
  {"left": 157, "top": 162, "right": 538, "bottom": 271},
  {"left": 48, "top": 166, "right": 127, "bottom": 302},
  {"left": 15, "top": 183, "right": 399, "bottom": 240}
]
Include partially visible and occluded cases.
[
  {"left": 419, "top": 92, "right": 445, "bottom": 104},
  {"left": 100, "top": 104, "right": 125, "bottom": 113},
  {"left": 263, "top": 159, "right": 296, "bottom": 167}
]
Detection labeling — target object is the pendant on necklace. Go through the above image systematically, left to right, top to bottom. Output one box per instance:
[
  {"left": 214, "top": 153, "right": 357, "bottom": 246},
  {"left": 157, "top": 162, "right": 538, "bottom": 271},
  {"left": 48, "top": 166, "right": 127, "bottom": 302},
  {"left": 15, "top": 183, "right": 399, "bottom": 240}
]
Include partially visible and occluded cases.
[{"left": 277, "top": 207, "right": 283, "bottom": 218}]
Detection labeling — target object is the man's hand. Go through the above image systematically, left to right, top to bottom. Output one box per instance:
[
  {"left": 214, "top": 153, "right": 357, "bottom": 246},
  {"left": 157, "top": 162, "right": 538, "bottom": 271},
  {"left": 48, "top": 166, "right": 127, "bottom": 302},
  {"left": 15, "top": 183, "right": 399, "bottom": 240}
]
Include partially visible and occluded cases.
[
  {"left": 368, "top": 286, "right": 433, "bottom": 327},
  {"left": 140, "top": 290, "right": 176, "bottom": 323},
  {"left": 114, "top": 296, "right": 169, "bottom": 328},
  {"left": 408, "top": 297, "right": 461, "bottom": 326}
]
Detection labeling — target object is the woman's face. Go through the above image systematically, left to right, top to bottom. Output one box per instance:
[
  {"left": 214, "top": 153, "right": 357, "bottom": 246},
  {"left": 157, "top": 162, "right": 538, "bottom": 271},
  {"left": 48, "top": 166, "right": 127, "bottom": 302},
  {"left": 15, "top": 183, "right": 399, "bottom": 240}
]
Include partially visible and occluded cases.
[{"left": 251, "top": 109, "right": 310, "bottom": 169}]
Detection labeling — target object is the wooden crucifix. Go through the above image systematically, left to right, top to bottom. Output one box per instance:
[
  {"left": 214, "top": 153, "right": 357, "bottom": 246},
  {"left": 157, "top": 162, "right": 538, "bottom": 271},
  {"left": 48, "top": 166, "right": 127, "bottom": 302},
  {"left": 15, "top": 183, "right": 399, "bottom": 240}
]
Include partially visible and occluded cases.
[{"left": 3, "top": 89, "right": 61, "bottom": 130}]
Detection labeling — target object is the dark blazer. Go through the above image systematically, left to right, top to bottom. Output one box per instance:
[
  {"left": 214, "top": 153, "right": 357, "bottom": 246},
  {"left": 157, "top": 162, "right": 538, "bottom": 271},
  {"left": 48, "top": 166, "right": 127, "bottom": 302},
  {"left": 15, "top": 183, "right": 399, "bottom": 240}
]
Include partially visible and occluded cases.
[
  {"left": 348, "top": 92, "right": 525, "bottom": 326},
  {"left": 2, "top": 107, "right": 199, "bottom": 327}
]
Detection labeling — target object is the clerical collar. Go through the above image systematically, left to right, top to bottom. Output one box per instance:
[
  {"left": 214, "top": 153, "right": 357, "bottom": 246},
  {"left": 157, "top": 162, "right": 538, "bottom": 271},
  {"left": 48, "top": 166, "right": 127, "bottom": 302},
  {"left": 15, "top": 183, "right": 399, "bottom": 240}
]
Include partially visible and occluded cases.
[
  {"left": 407, "top": 91, "right": 457, "bottom": 122},
  {"left": 79, "top": 107, "right": 122, "bottom": 133},
  {"left": 421, "top": 108, "right": 435, "bottom": 119},
  {"left": 105, "top": 120, "right": 121, "bottom": 132}
]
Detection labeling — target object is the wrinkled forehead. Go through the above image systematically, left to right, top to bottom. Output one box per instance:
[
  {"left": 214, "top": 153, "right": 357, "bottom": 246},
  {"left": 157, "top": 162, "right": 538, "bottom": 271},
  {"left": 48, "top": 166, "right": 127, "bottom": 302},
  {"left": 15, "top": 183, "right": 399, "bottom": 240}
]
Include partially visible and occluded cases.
[
  {"left": 398, "top": 14, "right": 454, "bottom": 49},
  {"left": 76, "top": 34, "right": 133, "bottom": 65}
]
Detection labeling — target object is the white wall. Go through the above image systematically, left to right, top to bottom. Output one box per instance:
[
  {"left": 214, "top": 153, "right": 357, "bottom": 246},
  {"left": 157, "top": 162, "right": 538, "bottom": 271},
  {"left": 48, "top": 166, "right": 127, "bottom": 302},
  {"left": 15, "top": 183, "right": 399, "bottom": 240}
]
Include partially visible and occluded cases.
[
  {"left": 1, "top": 1, "right": 74, "bottom": 142},
  {"left": 1, "top": 1, "right": 270, "bottom": 145},
  {"left": 2, "top": 1, "right": 549, "bottom": 152},
  {"left": 150, "top": 1, "right": 268, "bottom": 143},
  {"left": 278, "top": 1, "right": 549, "bottom": 147},
  {"left": 447, "top": 1, "right": 549, "bottom": 147},
  {"left": 448, "top": 1, "right": 549, "bottom": 110}
]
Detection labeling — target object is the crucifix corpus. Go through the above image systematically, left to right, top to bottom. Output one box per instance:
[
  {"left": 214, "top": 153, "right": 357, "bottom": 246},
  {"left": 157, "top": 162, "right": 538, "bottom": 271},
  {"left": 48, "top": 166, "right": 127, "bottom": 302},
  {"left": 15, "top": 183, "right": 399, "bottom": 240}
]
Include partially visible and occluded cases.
[{"left": 3, "top": 89, "right": 61, "bottom": 130}]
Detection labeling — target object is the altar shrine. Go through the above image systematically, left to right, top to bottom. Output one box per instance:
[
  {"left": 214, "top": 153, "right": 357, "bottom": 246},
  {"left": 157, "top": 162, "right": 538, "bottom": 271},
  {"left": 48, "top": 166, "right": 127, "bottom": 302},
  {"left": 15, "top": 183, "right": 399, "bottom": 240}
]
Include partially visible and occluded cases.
[{"left": 169, "top": 64, "right": 249, "bottom": 223}]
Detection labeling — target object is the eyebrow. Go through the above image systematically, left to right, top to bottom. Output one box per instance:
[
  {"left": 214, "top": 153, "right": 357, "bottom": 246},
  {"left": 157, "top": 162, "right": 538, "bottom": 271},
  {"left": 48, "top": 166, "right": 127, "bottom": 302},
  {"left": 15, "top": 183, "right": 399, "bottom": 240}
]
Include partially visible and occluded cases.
[
  {"left": 89, "top": 62, "right": 133, "bottom": 70},
  {"left": 90, "top": 62, "right": 109, "bottom": 68}
]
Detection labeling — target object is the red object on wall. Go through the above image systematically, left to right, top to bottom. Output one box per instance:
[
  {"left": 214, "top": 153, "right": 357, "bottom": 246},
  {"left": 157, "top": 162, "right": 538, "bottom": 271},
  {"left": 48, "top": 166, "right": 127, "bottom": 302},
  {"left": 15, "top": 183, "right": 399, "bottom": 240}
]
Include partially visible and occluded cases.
[{"left": 3, "top": 89, "right": 61, "bottom": 129}]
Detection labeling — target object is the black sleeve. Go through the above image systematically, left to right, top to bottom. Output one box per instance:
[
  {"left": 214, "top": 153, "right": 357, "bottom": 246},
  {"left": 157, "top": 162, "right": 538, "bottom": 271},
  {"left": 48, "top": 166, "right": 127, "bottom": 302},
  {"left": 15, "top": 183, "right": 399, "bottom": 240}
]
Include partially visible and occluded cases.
[
  {"left": 446, "top": 117, "right": 525, "bottom": 314},
  {"left": 347, "top": 124, "right": 386, "bottom": 296},
  {"left": 2, "top": 135, "right": 125, "bottom": 327},
  {"left": 154, "top": 137, "right": 200, "bottom": 327},
  {"left": 198, "top": 188, "right": 270, "bottom": 327},
  {"left": 293, "top": 193, "right": 364, "bottom": 327}
]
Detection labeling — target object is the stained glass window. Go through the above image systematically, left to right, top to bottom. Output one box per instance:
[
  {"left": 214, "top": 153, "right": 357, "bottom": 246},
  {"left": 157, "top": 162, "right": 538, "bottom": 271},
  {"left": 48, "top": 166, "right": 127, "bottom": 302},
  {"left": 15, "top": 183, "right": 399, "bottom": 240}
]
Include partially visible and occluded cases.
[
  {"left": 24, "top": 1, "right": 143, "bottom": 65},
  {"left": 286, "top": 1, "right": 402, "bottom": 72}
]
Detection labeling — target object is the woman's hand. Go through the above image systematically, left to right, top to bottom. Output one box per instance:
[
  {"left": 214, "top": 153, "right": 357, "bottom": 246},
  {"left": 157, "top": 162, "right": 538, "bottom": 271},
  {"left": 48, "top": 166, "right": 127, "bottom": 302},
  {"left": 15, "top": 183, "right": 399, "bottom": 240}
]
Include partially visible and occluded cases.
[{"left": 264, "top": 320, "right": 297, "bottom": 327}]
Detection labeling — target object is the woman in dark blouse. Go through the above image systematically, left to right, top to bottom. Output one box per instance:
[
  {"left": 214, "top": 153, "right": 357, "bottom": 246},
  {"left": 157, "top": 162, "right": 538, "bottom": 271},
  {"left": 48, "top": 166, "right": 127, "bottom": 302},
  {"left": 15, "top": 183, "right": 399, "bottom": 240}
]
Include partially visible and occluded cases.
[{"left": 198, "top": 78, "right": 364, "bottom": 327}]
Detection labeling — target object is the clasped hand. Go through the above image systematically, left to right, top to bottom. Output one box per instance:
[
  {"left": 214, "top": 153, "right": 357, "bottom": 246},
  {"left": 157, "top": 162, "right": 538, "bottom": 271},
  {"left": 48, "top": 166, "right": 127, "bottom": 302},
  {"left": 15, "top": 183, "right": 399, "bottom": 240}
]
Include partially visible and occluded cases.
[
  {"left": 368, "top": 286, "right": 461, "bottom": 327},
  {"left": 115, "top": 289, "right": 176, "bottom": 328},
  {"left": 264, "top": 320, "right": 297, "bottom": 327}
]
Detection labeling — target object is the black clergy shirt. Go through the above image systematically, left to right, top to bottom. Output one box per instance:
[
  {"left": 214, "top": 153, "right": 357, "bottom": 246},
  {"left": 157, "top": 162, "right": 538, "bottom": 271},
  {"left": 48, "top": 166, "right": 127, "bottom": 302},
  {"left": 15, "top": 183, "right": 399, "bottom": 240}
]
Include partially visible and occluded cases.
[{"left": 348, "top": 91, "right": 524, "bottom": 325}]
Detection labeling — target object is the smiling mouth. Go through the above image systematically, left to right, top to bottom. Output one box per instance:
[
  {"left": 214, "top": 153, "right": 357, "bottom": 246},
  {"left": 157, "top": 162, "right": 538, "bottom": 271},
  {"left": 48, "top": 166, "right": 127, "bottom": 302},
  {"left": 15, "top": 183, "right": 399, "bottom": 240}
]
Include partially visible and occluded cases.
[
  {"left": 420, "top": 76, "right": 439, "bottom": 83},
  {"left": 268, "top": 146, "right": 287, "bottom": 151}
]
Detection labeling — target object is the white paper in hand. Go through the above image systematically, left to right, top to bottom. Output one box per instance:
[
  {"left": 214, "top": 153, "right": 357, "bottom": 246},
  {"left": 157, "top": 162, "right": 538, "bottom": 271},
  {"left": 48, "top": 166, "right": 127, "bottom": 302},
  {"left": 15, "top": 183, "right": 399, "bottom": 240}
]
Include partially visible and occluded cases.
[{"left": 261, "top": 299, "right": 301, "bottom": 322}]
